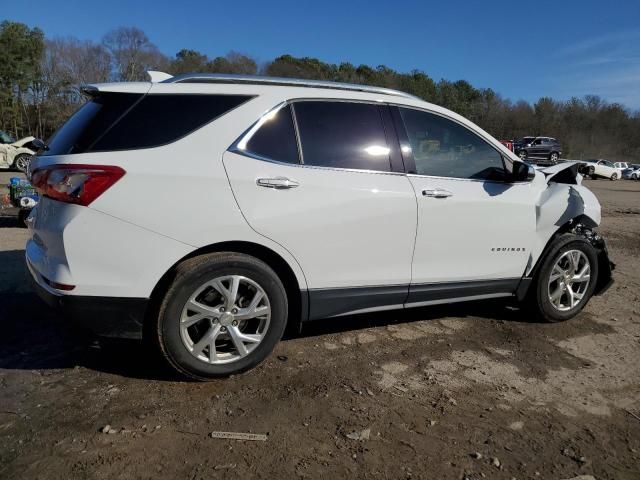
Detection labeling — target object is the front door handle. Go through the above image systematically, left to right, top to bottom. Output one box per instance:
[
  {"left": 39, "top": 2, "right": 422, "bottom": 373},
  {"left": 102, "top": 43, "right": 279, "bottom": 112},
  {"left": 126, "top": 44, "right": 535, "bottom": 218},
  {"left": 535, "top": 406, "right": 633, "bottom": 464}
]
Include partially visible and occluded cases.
[
  {"left": 256, "top": 177, "right": 300, "bottom": 190},
  {"left": 422, "top": 188, "right": 453, "bottom": 198}
]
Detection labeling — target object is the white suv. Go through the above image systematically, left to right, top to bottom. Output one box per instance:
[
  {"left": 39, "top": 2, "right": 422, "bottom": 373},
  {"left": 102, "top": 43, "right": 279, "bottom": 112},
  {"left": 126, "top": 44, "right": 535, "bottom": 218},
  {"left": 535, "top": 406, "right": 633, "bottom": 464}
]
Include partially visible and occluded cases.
[{"left": 26, "top": 73, "right": 614, "bottom": 379}]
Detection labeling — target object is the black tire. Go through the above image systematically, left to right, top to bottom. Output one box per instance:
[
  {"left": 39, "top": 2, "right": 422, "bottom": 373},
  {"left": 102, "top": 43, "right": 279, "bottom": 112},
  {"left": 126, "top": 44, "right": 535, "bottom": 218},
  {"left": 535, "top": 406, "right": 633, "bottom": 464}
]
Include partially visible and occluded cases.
[
  {"left": 518, "top": 151, "right": 527, "bottom": 161},
  {"left": 549, "top": 152, "right": 559, "bottom": 164},
  {"left": 13, "top": 153, "right": 32, "bottom": 172},
  {"left": 610, "top": 172, "right": 618, "bottom": 181},
  {"left": 528, "top": 234, "right": 598, "bottom": 322},
  {"left": 154, "top": 252, "right": 288, "bottom": 380}
]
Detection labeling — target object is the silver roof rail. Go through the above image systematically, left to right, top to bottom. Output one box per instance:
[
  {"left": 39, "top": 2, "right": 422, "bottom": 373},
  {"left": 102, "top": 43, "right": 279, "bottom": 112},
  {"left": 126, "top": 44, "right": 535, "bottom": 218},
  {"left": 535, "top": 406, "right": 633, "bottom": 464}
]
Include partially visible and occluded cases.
[{"left": 164, "top": 73, "right": 420, "bottom": 100}]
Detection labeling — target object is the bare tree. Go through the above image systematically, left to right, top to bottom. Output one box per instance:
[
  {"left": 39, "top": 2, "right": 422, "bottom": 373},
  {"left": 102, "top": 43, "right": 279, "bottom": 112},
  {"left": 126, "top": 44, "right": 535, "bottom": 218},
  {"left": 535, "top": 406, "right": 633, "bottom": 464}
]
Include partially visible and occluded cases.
[{"left": 102, "top": 27, "right": 168, "bottom": 81}]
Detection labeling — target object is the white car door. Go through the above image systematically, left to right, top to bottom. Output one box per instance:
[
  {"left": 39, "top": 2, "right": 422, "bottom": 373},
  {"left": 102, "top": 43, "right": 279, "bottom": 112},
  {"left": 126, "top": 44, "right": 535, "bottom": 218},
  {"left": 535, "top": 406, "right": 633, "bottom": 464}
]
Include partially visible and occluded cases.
[
  {"left": 223, "top": 101, "right": 417, "bottom": 319},
  {"left": 391, "top": 106, "right": 536, "bottom": 304}
]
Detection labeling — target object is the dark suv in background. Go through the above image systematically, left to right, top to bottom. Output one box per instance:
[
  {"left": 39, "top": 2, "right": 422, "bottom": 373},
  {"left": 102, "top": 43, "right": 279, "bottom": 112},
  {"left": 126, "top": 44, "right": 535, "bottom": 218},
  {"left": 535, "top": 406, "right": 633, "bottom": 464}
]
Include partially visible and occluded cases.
[{"left": 514, "top": 136, "right": 562, "bottom": 164}]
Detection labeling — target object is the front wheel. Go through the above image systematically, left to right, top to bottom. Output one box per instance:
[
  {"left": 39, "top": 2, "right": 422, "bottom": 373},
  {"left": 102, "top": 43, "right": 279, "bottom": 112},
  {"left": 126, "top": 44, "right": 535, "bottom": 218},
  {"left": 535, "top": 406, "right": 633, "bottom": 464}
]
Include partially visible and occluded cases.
[
  {"left": 518, "top": 151, "right": 527, "bottom": 161},
  {"left": 549, "top": 152, "right": 559, "bottom": 164},
  {"left": 13, "top": 153, "right": 32, "bottom": 172},
  {"left": 610, "top": 172, "right": 618, "bottom": 181},
  {"left": 529, "top": 235, "right": 598, "bottom": 322},
  {"left": 154, "top": 252, "right": 288, "bottom": 380}
]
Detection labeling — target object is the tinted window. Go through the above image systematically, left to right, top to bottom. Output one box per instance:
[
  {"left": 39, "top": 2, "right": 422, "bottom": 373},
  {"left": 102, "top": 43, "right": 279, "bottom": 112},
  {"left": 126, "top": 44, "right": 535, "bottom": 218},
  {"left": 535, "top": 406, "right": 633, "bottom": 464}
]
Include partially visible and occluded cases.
[
  {"left": 43, "top": 93, "right": 252, "bottom": 155},
  {"left": 45, "top": 93, "right": 142, "bottom": 155},
  {"left": 92, "top": 94, "right": 252, "bottom": 152},
  {"left": 294, "top": 101, "right": 391, "bottom": 172},
  {"left": 242, "top": 105, "right": 299, "bottom": 163},
  {"left": 399, "top": 107, "right": 506, "bottom": 181}
]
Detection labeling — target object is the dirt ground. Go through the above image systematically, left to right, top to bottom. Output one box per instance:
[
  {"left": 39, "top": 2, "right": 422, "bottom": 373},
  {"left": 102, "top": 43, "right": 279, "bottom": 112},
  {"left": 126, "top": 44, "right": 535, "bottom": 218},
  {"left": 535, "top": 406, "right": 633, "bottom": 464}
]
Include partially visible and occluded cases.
[{"left": 0, "top": 170, "right": 639, "bottom": 480}]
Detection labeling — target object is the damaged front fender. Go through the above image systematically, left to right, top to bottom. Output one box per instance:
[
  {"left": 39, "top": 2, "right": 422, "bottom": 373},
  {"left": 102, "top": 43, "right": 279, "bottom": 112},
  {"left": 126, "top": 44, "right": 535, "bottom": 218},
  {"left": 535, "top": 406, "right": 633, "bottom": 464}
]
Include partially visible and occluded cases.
[
  {"left": 522, "top": 161, "right": 614, "bottom": 295},
  {"left": 527, "top": 163, "right": 602, "bottom": 275}
]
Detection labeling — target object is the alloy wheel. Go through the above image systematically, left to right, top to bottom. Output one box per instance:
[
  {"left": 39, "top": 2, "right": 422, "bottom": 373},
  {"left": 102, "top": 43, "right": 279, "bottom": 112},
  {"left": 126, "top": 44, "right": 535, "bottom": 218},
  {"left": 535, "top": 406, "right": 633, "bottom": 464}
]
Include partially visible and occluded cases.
[
  {"left": 15, "top": 154, "right": 32, "bottom": 172},
  {"left": 547, "top": 250, "right": 591, "bottom": 312},
  {"left": 179, "top": 275, "right": 271, "bottom": 364}
]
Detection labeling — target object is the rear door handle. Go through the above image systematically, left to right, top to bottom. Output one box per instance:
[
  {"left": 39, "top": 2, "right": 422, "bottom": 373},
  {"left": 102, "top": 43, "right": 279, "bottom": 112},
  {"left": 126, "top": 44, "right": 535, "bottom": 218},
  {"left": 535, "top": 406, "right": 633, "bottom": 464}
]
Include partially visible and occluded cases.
[
  {"left": 256, "top": 177, "right": 300, "bottom": 190},
  {"left": 422, "top": 188, "right": 453, "bottom": 198}
]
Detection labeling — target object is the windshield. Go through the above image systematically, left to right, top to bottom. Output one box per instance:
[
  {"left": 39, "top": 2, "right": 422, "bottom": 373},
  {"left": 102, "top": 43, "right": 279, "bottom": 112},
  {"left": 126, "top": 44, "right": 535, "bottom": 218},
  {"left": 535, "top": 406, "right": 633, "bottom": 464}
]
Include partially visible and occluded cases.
[{"left": 0, "top": 131, "right": 16, "bottom": 144}]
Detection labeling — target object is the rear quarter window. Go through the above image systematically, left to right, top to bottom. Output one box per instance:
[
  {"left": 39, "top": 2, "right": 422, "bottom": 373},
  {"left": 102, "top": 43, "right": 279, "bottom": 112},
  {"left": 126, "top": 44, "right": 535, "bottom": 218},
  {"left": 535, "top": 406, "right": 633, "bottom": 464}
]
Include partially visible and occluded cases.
[{"left": 43, "top": 93, "right": 253, "bottom": 155}]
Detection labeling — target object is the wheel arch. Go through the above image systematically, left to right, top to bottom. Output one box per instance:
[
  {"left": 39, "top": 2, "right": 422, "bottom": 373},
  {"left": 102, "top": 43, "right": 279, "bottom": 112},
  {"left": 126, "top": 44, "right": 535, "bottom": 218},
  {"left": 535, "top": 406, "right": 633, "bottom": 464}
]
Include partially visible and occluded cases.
[
  {"left": 516, "top": 213, "right": 601, "bottom": 301},
  {"left": 144, "top": 241, "right": 308, "bottom": 340}
]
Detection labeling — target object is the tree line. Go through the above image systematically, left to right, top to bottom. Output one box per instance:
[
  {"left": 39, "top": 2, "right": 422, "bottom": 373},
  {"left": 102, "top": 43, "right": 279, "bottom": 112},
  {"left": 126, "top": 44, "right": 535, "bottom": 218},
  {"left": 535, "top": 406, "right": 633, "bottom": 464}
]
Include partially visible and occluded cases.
[{"left": 1, "top": 21, "right": 638, "bottom": 161}]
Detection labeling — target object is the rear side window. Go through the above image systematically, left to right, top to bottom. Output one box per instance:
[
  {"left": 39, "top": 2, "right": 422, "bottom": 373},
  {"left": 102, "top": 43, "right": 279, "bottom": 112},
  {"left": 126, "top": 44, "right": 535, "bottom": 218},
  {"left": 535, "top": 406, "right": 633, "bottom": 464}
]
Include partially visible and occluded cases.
[
  {"left": 43, "top": 93, "right": 252, "bottom": 155},
  {"left": 45, "top": 93, "right": 142, "bottom": 156},
  {"left": 293, "top": 101, "right": 391, "bottom": 172},
  {"left": 241, "top": 104, "right": 299, "bottom": 164}
]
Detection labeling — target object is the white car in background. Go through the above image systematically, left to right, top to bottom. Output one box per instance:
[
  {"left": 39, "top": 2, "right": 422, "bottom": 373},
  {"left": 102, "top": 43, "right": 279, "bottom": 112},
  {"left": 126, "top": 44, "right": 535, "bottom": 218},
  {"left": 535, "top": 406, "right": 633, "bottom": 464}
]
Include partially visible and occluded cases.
[
  {"left": 27, "top": 73, "right": 614, "bottom": 380},
  {"left": 0, "top": 131, "right": 36, "bottom": 172},
  {"left": 583, "top": 159, "right": 620, "bottom": 180},
  {"left": 613, "top": 162, "right": 629, "bottom": 170},
  {"left": 622, "top": 164, "right": 640, "bottom": 180}
]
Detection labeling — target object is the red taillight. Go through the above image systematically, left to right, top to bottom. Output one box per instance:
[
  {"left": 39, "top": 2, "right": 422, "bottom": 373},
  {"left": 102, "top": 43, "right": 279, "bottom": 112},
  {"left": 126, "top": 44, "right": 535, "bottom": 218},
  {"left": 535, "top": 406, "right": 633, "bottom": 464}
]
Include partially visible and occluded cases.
[{"left": 31, "top": 164, "right": 125, "bottom": 206}]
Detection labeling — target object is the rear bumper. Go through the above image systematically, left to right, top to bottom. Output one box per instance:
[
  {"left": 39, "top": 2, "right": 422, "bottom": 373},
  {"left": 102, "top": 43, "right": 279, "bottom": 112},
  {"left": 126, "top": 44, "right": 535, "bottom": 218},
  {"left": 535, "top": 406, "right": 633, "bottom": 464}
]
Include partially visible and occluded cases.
[{"left": 28, "top": 258, "right": 147, "bottom": 339}]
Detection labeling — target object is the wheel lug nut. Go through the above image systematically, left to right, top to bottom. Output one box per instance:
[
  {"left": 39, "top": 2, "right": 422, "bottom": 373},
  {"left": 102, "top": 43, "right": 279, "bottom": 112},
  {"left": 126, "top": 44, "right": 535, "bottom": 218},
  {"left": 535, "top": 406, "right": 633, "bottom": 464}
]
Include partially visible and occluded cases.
[
  {"left": 219, "top": 307, "right": 225, "bottom": 312},
  {"left": 232, "top": 308, "right": 238, "bottom": 314},
  {"left": 232, "top": 320, "right": 238, "bottom": 326},
  {"left": 221, "top": 326, "right": 227, "bottom": 332}
]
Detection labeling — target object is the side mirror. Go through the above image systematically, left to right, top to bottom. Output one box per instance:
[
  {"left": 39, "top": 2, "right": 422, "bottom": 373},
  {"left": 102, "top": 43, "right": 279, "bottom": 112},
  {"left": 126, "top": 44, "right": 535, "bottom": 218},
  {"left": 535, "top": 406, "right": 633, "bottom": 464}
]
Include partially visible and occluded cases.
[
  {"left": 31, "top": 138, "right": 49, "bottom": 152},
  {"left": 512, "top": 161, "right": 535, "bottom": 182}
]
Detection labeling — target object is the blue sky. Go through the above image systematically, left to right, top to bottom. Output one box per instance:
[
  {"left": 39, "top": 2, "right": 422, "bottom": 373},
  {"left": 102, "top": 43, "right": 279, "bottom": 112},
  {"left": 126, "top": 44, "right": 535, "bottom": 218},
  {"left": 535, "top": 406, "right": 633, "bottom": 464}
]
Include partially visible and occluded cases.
[{"left": 9, "top": 0, "right": 640, "bottom": 110}]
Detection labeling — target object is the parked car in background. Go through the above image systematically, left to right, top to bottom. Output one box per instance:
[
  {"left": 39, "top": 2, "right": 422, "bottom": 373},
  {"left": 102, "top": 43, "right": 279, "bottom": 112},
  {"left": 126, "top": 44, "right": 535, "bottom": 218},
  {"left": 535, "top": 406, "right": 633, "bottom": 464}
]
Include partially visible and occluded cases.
[
  {"left": 27, "top": 73, "right": 613, "bottom": 380},
  {"left": 0, "top": 130, "right": 37, "bottom": 172},
  {"left": 513, "top": 136, "right": 562, "bottom": 164},
  {"left": 583, "top": 159, "right": 620, "bottom": 180},
  {"left": 613, "top": 162, "right": 629, "bottom": 170},
  {"left": 622, "top": 164, "right": 640, "bottom": 180}
]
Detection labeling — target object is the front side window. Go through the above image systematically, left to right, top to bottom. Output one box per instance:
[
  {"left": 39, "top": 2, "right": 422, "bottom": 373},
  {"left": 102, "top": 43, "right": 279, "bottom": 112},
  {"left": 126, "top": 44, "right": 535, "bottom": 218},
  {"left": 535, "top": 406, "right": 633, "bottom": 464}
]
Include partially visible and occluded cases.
[
  {"left": 293, "top": 101, "right": 391, "bottom": 172},
  {"left": 239, "top": 104, "right": 299, "bottom": 164},
  {"left": 399, "top": 107, "right": 506, "bottom": 181}
]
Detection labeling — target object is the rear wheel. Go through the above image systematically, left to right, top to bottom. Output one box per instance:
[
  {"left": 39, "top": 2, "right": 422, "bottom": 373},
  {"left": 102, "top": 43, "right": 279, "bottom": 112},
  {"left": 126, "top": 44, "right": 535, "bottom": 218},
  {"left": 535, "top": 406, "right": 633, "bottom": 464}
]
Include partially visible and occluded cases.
[
  {"left": 518, "top": 150, "right": 527, "bottom": 161},
  {"left": 549, "top": 152, "right": 559, "bottom": 164},
  {"left": 610, "top": 172, "right": 618, "bottom": 181},
  {"left": 529, "top": 235, "right": 598, "bottom": 322},
  {"left": 154, "top": 252, "right": 288, "bottom": 380}
]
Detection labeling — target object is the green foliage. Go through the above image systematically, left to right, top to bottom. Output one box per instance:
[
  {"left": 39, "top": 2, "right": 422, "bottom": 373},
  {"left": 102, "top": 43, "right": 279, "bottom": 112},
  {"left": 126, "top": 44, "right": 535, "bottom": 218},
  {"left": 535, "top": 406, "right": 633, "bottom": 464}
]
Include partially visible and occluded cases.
[
  {"left": 0, "top": 21, "right": 638, "bottom": 161},
  {"left": 0, "top": 21, "right": 44, "bottom": 138}
]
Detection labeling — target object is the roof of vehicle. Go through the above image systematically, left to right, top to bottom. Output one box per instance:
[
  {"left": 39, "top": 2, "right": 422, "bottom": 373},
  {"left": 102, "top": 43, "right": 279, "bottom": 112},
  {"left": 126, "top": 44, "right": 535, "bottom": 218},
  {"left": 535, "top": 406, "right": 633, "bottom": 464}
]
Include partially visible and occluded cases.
[
  {"left": 84, "top": 72, "right": 420, "bottom": 101},
  {"left": 164, "top": 73, "right": 421, "bottom": 100}
]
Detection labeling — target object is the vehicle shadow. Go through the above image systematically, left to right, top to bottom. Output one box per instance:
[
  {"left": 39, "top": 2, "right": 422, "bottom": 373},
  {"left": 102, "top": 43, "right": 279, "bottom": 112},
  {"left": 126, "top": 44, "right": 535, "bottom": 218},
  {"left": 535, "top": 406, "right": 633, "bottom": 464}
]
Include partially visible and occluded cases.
[{"left": 0, "top": 247, "right": 539, "bottom": 382}]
